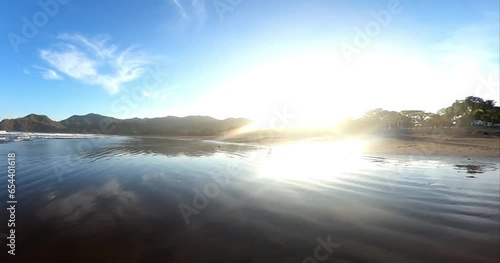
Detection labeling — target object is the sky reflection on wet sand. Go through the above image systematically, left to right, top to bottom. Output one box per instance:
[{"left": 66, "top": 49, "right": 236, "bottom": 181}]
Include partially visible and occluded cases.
[{"left": 0, "top": 137, "right": 498, "bottom": 262}]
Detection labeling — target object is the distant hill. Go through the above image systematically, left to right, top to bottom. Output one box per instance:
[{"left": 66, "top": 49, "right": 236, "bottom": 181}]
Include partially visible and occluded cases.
[
  {"left": 0, "top": 113, "right": 251, "bottom": 136},
  {"left": 60, "top": 113, "right": 120, "bottom": 133},
  {"left": 0, "top": 114, "right": 65, "bottom": 132}
]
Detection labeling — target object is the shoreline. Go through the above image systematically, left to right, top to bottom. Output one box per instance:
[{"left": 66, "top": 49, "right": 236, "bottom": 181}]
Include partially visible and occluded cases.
[
  {"left": 1, "top": 131, "right": 499, "bottom": 158},
  {"left": 126, "top": 132, "right": 500, "bottom": 158},
  {"left": 219, "top": 133, "right": 500, "bottom": 158},
  {"left": 359, "top": 135, "right": 500, "bottom": 158}
]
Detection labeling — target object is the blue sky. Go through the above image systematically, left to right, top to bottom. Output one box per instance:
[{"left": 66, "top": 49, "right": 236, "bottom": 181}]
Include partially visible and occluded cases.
[{"left": 0, "top": 0, "right": 498, "bottom": 125}]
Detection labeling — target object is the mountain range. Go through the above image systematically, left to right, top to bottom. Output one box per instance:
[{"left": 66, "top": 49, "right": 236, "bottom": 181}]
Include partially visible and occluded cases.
[{"left": 0, "top": 113, "right": 251, "bottom": 136}]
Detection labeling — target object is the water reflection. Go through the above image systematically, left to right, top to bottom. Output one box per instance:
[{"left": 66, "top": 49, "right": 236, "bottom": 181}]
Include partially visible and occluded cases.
[
  {"left": 0, "top": 137, "right": 498, "bottom": 263},
  {"left": 107, "top": 137, "right": 262, "bottom": 157},
  {"left": 257, "top": 140, "right": 365, "bottom": 189},
  {"left": 453, "top": 164, "right": 497, "bottom": 174},
  {"left": 37, "top": 178, "right": 148, "bottom": 223}
]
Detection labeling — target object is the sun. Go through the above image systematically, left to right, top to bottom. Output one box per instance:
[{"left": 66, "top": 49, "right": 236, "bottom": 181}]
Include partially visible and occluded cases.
[
  {"left": 187, "top": 47, "right": 470, "bottom": 125},
  {"left": 194, "top": 50, "right": 356, "bottom": 129}
]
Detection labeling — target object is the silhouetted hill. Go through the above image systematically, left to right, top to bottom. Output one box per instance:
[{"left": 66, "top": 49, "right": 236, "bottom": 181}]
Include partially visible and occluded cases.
[
  {"left": 0, "top": 113, "right": 251, "bottom": 136},
  {"left": 60, "top": 113, "right": 120, "bottom": 133},
  {"left": 0, "top": 114, "right": 65, "bottom": 132}
]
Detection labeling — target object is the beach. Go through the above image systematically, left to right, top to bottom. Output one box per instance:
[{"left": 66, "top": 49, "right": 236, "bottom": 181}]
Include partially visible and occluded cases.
[
  {"left": 222, "top": 129, "right": 500, "bottom": 158},
  {"left": 3, "top": 132, "right": 496, "bottom": 262},
  {"left": 361, "top": 135, "right": 500, "bottom": 158},
  {"left": 1, "top": 136, "right": 498, "bottom": 263}
]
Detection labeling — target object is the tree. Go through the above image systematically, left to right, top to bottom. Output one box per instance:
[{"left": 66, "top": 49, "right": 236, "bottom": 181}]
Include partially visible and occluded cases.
[
  {"left": 356, "top": 96, "right": 498, "bottom": 129},
  {"left": 435, "top": 97, "right": 498, "bottom": 127},
  {"left": 483, "top": 100, "right": 496, "bottom": 110},
  {"left": 359, "top": 109, "right": 412, "bottom": 129},
  {"left": 400, "top": 110, "right": 432, "bottom": 127},
  {"left": 427, "top": 113, "right": 450, "bottom": 127}
]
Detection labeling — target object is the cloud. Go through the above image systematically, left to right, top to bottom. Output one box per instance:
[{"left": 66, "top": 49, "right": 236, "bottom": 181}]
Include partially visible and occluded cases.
[
  {"left": 170, "top": 0, "right": 208, "bottom": 24},
  {"left": 172, "top": 0, "right": 189, "bottom": 20},
  {"left": 191, "top": 0, "right": 208, "bottom": 21},
  {"left": 431, "top": 11, "right": 499, "bottom": 101},
  {"left": 433, "top": 11, "right": 499, "bottom": 71},
  {"left": 39, "top": 34, "right": 150, "bottom": 94},
  {"left": 33, "top": 65, "right": 64, "bottom": 80},
  {"left": 22, "top": 68, "right": 30, "bottom": 75},
  {"left": 42, "top": 69, "right": 63, "bottom": 80},
  {"left": 142, "top": 86, "right": 179, "bottom": 102},
  {"left": 142, "top": 90, "right": 160, "bottom": 98}
]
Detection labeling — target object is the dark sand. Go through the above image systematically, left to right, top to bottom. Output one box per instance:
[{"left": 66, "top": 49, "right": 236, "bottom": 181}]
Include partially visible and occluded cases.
[{"left": 361, "top": 135, "right": 500, "bottom": 157}]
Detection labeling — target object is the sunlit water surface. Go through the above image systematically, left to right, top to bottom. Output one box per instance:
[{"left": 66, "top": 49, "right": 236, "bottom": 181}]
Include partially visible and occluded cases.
[{"left": 0, "top": 136, "right": 498, "bottom": 263}]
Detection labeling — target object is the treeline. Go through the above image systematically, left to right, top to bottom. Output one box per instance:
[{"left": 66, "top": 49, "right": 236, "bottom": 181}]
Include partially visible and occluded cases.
[{"left": 355, "top": 96, "right": 500, "bottom": 129}]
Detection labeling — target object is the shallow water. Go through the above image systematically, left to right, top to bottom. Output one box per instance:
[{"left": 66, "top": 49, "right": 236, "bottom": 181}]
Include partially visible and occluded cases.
[{"left": 0, "top": 137, "right": 498, "bottom": 262}]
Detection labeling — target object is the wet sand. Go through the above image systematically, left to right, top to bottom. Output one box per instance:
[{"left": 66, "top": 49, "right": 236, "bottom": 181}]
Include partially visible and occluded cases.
[
  {"left": 220, "top": 132, "right": 500, "bottom": 158},
  {"left": 361, "top": 135, "right": 500, "bottom": 158},
  {"left": 0, "top": 137, "right": 498, "bottom": 263}
]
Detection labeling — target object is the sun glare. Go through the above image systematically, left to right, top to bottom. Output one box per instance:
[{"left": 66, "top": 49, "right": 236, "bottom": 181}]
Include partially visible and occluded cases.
[
  {"left": 198, "top": 50, "right": 462, "bottom": 127},
  {"left": 196, "top": 51, "right": 358, "bottom": 128},
  {"left": 258, "top": 140, "right": 366, "bottom": 185}
]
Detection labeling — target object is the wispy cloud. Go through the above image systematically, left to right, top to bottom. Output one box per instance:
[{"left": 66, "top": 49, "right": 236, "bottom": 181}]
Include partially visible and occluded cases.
[
  {"left": 170, "top": 0, "right": 208, "bottom": 25},
  {"left": 172, "top": 0, "right": 190, "bottom": 20},
  {"left": 191, "top": 0, "right": 208, "bottom": 22},
  {"left": 431, "top": 11, "right": 499, "bottom": 99},
  {"left": 433, "top": 11, "right": 499, "bottom": 72},
  {"left": 39, "top": 34, "right": 150, "bottom": 94},
  {"left": 33, "top": 65, "right": 63, "bottom": 80},
  {"left": 142, "top": 86, "right": 178, "bottom": 102},
  {"left": 142, "top": 90, "right": 162, "bottom": 99}
]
